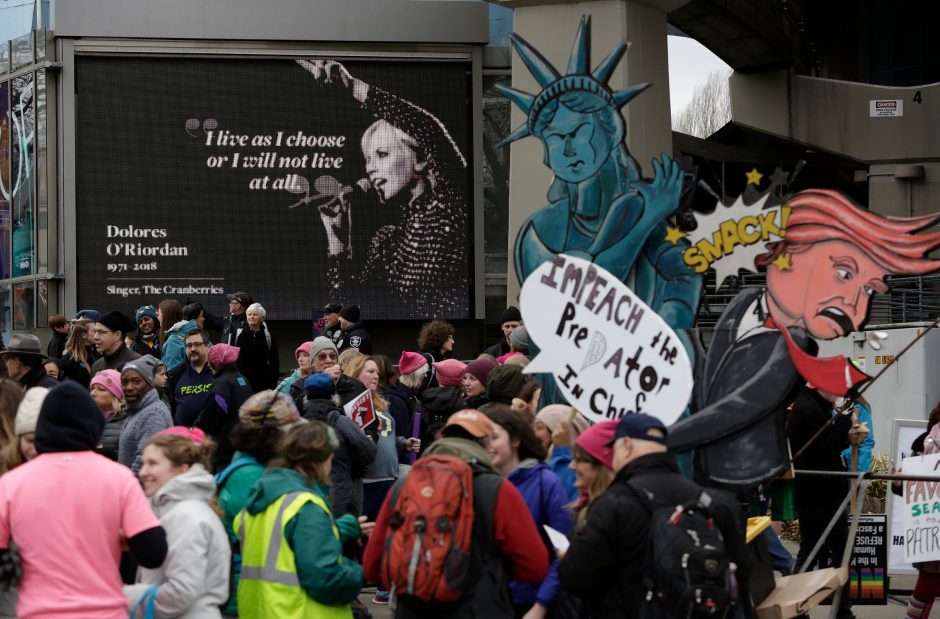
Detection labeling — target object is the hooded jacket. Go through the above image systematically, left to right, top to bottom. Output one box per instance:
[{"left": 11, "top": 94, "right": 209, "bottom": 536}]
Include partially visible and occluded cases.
[
  {"left": 162, "top": 320, "right": 200, "bottom": 373},
  {"left": 194, "top": 363, "right": 253, "bottom": 471},
  {"left": 382, "top": 383, "right": 413, "bottom": 464},
  {"left": 417, "top": 386, "right": 466, "bottom": 446},
  {"left": 118, "top": 388, "right": 173, "bottom": 473},
  {"left": 301, "top": 398, "right": 377, "bottom": 518},
  {"left": 506, "top": 460, "right": 570, "bottom": 610},
  {"left": 124, "top": 465, "right": 230, "bottom": 618},
  {"left": 241, "top": 467, "right": 364, "bottom": 606}
]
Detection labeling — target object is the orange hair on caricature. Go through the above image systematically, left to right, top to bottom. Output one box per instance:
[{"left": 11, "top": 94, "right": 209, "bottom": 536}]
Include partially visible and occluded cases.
[{"left": 757, "top": 189, "right": 940, "bottom": 275}]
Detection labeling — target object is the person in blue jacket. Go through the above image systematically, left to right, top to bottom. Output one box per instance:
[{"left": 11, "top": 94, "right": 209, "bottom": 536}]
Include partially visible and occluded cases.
[
  {"left": 842, "top": 397, "right": 874, "bottom": 471},
  {"left": 482, "top": 404, "right": 571, "bottom": 619},
  {"left": 534, "top": 405, "right": 589, "bottom": 502}
]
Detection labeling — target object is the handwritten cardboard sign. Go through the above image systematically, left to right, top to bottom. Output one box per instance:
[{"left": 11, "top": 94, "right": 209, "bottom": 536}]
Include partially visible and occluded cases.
[
  {"left": 520, "top": 254, "right": 693, "bottom": 425},
  {"left": 344, "top": 389, "right": 377, "bottom": 430},
  {"left": 901, "top": 453, "right": 940, "bottom": 563}
]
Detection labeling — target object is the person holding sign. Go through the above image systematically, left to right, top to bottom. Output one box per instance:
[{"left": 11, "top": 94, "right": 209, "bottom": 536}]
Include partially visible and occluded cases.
[{"left": 297, "top": 59, "right": 468, "bottom": 320}]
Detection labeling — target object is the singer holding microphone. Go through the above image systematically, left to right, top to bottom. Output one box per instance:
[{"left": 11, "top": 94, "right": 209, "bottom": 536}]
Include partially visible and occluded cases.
[{"left": 297, "top": 59, "right": 469, "bottom": 319}]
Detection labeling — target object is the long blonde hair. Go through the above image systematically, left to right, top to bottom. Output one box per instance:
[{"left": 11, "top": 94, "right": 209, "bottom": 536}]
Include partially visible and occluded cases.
[
  {"left": 63, "top": 322, "right": 90, "bottom": 366},
  {"left": 345, "top": 355, "right": 388, "bottom": 411},
  {"left": 570, "top": 444, "right": 615, "bottom": 531}
]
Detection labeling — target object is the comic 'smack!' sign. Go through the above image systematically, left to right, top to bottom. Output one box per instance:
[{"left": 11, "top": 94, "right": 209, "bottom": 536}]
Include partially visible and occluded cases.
[
  {"left": 683, "top": 194, "right": 790, "bottom": 291},
  {"left": 521, "top": 254, "right": 693, "bottom": 425}
]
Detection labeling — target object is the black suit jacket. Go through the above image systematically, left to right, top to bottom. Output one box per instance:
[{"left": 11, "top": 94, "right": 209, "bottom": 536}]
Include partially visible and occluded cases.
[{"left": 669, "top": 287, "right": 811, "bottom": 493}]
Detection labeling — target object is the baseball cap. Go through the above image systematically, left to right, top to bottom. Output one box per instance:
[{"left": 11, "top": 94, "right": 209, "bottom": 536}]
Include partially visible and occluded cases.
[
  {"left": 227, "top": 291, "right": 253, "bottom": 307},
  {"left": 445, "top": 409, "right": 493, "bottom": 439},
  {"left": 606, "top": 413, "right": 667, "bottom": 446}
]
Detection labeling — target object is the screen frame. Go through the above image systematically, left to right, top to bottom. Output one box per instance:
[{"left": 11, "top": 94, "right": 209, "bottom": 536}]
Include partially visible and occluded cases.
[{"left": 60, "top": 38, "right": 485, "bottom": 320}]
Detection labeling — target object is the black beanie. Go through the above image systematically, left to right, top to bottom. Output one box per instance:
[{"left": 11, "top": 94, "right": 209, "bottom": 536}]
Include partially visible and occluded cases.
[
  {"left": 340, "top": 304, "right": 361, "bottom": 323},
  {"left": 499, "top": 306, "right": 522, "bottom": 326},
  {"left": 97, "top": 310, "right": 133, "bottom": 336},
  {"left": 35, "top": 382, "right": 106, "bottom": 453}
]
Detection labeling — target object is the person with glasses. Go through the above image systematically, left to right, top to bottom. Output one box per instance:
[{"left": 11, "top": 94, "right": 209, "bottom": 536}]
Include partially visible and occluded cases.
[
  {"left": 90, "top": 312, "right": 141, "bottom": 375},
  {"left": 164, "top": 330, "right": 215, "bottom": 427},
  {"left": 287, "top": 337, "right": 366, "bottom": 411}
]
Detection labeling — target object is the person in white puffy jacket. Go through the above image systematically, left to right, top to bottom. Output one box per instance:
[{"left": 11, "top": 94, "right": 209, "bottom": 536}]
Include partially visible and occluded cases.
[{"left": 125, "top": 427, "right": 231, "bottom": 618}]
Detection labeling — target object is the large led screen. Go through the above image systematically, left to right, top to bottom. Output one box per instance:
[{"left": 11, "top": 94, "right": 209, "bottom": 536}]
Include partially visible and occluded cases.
[{"left": 75, "top": 57, "right": 472, "bottom": 320}]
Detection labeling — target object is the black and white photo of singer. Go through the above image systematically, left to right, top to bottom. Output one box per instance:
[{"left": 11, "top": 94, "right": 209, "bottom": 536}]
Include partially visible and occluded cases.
[{"left": 296, "top": 59, "right": 468, "bottom": 319}]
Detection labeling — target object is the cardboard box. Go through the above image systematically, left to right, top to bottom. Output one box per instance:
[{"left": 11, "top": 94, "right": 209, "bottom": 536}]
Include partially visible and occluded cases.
[{"left": 755, "top": 568, "right": 848, "bottom": 619}]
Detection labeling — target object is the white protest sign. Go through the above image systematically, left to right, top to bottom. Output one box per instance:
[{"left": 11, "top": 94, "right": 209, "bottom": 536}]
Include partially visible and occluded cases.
[
  {"left": 520, "top": 254, "right": 693, "bottom": 425},
  {"left": 901, "top": 453, "right": 940, "bottom": 563}
]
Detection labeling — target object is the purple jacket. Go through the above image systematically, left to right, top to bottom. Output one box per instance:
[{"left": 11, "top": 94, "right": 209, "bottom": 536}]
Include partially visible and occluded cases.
[{"left": 507, "top": 461, "right": 571, "bottom": 609}]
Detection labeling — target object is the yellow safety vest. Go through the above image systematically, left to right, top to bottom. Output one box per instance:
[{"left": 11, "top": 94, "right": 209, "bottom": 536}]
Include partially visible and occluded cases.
[{"left": 234, "top": 490, "right": 353, "bottom": 619}]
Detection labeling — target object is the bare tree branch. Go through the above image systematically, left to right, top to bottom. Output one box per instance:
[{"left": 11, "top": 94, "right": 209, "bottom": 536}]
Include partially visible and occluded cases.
[{"left": 672, "top": 70, "right": 732, "bottom": 139}]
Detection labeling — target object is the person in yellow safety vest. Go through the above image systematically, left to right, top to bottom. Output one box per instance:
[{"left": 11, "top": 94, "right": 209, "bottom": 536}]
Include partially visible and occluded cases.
[{"left": 235, "top": 420, "right": 374, "bottom": 619}]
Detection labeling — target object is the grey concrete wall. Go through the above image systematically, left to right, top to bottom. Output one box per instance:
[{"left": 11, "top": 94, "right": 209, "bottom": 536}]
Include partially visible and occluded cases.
[
  {"left": 53, "top": 0, "right": 489, "bottom": 44},
  {"left": 505, "top": 0, "right": 674, "bottom": 302},
  {"left": 731, "top": 70, "right": 940, "bottom": 219}
]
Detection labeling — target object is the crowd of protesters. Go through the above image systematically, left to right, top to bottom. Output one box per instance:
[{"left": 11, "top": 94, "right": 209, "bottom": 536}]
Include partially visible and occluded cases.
[{"left": 0, "top": 290, "right": 883, "bottom": 619}]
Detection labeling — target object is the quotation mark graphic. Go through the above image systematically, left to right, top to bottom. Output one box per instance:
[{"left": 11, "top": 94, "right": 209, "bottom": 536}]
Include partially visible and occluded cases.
[{"left": 185, "top": 118, "right": 218, "bottom": 138}]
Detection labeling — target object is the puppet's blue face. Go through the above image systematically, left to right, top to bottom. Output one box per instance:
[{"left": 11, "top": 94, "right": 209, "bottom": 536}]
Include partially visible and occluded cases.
[{"left": 540, "top": 106, "right": 613, "bottom": 183}]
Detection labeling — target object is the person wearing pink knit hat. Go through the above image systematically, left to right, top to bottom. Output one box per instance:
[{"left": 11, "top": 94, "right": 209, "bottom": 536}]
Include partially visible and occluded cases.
[
  {"left": 274, "top": 341, "right": 315, "bottom": 400},
  {"left": 195, "top": 344, "right": 253, "bottom": 469},
  {"left": 397, "top": 351, "right": 428, "bottom": 391},
  {"left": 431, "top": 359, "right": 466, "bottom": 388},
  {"left": 91, "top": 369, "right": 127, "bottom": 461},
  {"left": 569, "top": 420, "right": 618, "bottom": 531}
]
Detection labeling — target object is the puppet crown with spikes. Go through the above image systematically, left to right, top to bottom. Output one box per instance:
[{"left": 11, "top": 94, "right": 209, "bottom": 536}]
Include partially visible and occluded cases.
[{"left": 496, "top": 14, "right": 651, "bottom": 148}]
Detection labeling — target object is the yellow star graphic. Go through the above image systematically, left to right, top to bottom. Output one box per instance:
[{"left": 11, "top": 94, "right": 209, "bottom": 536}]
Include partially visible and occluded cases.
[
  {"left": 746, "top": 168, "right": 764, "bottom": 186},
  {"left": 664, "top": 226, "right": 687, "bottom": 245},
  {"left": 772, "top": 254, "right": 791, "bottom": 271}
]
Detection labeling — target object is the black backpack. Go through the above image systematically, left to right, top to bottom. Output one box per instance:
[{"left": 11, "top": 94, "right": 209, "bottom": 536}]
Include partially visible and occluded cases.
[{"left": 628, "top": 479, "right": 737, "bottom": 618}]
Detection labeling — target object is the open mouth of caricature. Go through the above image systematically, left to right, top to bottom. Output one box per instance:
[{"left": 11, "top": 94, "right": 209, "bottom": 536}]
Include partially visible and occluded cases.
[
  {"left": 568, "top": 161, "right": 584, "bottom": 171},
  {"left": 817, "top": 307, "right": 855, "bottom": 335}
]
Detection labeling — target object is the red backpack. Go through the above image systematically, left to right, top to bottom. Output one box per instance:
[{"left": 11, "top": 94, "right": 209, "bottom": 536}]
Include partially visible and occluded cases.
[{"left": 379, "top": 454, "right": 476, "bottom": 602}]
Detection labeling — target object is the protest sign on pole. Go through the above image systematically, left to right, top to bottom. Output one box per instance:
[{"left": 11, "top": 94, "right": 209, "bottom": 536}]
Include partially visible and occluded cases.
[
  {"left": 520, "top": 254, "right": 693, "bottom": 426},
  {"left": 344, "top": 389, "right": 376, "bottom": 430},
  {"left": 901, "top": 453, "right": 940, "bottom": 564}
]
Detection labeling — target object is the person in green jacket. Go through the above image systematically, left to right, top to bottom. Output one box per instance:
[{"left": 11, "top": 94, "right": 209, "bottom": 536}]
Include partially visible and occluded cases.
[
  {"left": 216, "top": 390, "right": 305, "bottom": 616},
  {"left": 235, "top": 419, "right": 370, "bottom": 619}
]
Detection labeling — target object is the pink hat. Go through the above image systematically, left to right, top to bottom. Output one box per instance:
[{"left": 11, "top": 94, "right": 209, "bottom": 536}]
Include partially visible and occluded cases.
[
  {"left": 295, "top": 341, "right": 313, "bottom": 361},
  {"left": 209, "top": 343, "right": 240, "bottom": 369},
  {"left": 398, "top": 351, "right": 426, "bottom": 376},
  {"left": 496, "top": 351, "right": 524, "bottom": 365},
  {"left": 432, "top": 359, "right": 467, "bottom": 387},
  {"left": 90, "top": 369, "right": 123, "bottom": 401},
  {"left": 576, "top": 420, "right": 618, "bottom": 470},
  {"left": 156, "top": 426, "right": 207, "bottom": 445}
]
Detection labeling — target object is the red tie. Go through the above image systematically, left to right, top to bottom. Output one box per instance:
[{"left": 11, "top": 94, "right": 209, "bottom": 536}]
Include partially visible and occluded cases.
[{"left": 764, "top": 317, "right": 871, "bottom": 396}]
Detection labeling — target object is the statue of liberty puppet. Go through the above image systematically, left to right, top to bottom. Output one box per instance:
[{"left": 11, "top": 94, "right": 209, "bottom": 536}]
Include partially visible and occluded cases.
[{"left": 497, "top": 15, "right": 701, "bottom": 403}]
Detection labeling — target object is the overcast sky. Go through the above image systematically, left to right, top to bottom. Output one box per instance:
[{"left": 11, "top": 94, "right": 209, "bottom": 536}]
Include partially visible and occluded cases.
[{"left": 667, "top": 35, "right": 731, "bottom": 117}]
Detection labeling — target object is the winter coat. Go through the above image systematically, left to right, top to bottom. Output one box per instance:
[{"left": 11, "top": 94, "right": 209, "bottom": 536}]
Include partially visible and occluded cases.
[
  {"left": 221, "top": 313, "right": 247, "bottom": 346},
  {"left": 162, "top": 320, "right": 200, "bottom": 374},
  {"left": 334, "top": 322, "right": 372, "bottom": 354},
  {"left": 235, "top": 324, "right": 279, "bottom": 393},
  {"left": 46, "top": 331, "right": 67, "bottom": 359},
  {"left": 130, "top": 333, "right": 161, "bottom": 359},
  {"left": 483, "top": 338, "right": 511, "bottom": 358},
  {"left": 91, "top": 343, "right": 141, "bottom": 375},
  {"left": 59, "top": 353, "right": 92, "bottom": 388},
  {"left": 18, "top": 364, "right": 58, "bottom": 390},
  {"left": 194, "top": 364, "right": 253, "bottom": 471},
  {"left": 274, "top": 369, "right": 307, "bottom": 397},
  {"left": 288, "top": 374, "right": 366, "bottom": 412},
  {"left": 382, "top": 384, "right": 413, "bottom": 464},
  {"left": 417, "top": 386, "right": 465, "bottom": 446},
  {"left": 118, "top": 388, "right": 173, "bottom": 473},
  {"left": 788, "top": 388, "right": 852, "bottom": 514},
  {"left": 301, "top": 398, "right": 377, "bottom": 518},
  {"left": 96, "top": 411, "right": 128, "bottom": 461},
  {"left": 362, "top": 437, "right": 550, "bottom": 619},
  {"left": 546, "top": 446, "right": 579, "bottom": 502},
  {"left": 215, "top": 452, "right": 265, "bottom": 616},
  {"left": 559, "top": 452, "right": 751, "bottom": 619},
  {"left": 506, "top": 460, "right": 570, "bottom": 609},
  {"left": 124, "top": 465, "right": 230, "bottom": 618},
  {"left": 240, "top": 467, "right": 364, "bottom": 606}
]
